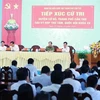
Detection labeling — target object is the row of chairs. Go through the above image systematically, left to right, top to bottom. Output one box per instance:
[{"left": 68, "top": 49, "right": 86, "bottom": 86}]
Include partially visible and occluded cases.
[{"left": 0, "top": 89, "right": 92, "bottom": 100}]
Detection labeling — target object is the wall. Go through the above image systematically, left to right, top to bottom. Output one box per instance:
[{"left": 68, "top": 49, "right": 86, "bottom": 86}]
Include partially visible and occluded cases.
[{"left": 0, "top": 0, "right": 2, "bottom": 41}]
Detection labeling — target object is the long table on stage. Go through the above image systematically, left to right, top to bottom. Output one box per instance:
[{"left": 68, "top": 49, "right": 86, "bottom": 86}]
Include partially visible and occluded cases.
[{"left": 0, "top": 52, "right": 71, "bottom": 70}]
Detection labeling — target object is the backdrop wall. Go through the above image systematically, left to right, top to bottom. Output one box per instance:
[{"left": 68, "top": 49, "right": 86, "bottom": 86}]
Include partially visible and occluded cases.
[
  {"left": 0, "top": 0, "right": 2, "bottom": 42},
  {"left": 22, "top": 0, "right": 100, "bottom": 50}
]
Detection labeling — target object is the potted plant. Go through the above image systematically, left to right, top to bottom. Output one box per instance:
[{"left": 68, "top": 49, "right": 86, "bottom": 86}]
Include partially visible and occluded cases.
[{"left": 78, "top": 51, "right": 87, "bottom": 66}]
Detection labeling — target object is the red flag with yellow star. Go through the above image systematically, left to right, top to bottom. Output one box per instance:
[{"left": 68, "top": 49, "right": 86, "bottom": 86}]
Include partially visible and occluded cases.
[{"left": 2, "top": 0, "right": 22, "bottom": 45}]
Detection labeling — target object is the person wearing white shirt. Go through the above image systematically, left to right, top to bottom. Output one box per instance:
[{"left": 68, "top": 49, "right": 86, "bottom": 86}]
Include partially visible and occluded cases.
[
  {"left": 0, "top": 41, "right": 7, "bottom": 51},
  {"left": 10, "top": 41, "right": 19, "bottom": 51},
  {"left": 62, "top": 42, "right": 70, "bottom": 52},
  {"left": 25, "top": 58, "right": 38, "bottom": 81},
  {"left": 70, "top": 62, "right": 80, "bottom": 78},
  {"left": 33, "top": 66, "right": 51, "bottom": 86},
  {"left": 11, "top": 68, "right": 36, "bottom": 100},
  {"left": 62, "top": 69, "right": 82, "bottom": 92},
  {"left": 41, "top": 71, "right": 63, "bottom": 94},
  {"left": 85, "top": 75, "right": 100, "bottom": 100}
]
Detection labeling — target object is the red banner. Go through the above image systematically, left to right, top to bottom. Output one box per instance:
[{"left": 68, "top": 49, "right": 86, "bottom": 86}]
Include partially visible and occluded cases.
[
  {"left": 2, "top": 0, "right": 22, "bottom": 45},
  {"left": 32, "top": 6, "right": 94, "bottom": 29}
]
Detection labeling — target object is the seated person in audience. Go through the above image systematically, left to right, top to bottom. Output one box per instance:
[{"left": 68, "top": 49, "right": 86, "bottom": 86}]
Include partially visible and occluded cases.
[
  {"left": 0, "top": 41, "right": 7, "bottom": 51},
  {"left": 10, "top": 41, "right": 19, "bottom": 51},
  {"left": 45, "top": 41, "right": 54, "bottom": 52},
  {"left": 62, "top": 42, "right": 70, "bottom": 52},
  {"left": 25, "top": 58, "right": 38, "bottom": 81},
  {"left": 10, "top": 60, "right": 18, "bottom": 80},
  {"left": 82, "top": 60, "right": 89, "bottom": 66},
  {"left": 97, "top": 61, "right": 100, "bottom": 70},
  {"left": 69, "top": 62, "right": 80, "bottom": 78},
  {"left": 54, "top": 64, "right": 62, "bottom": 72},
  {"left": 76, "top": 65, "right": 89, "bottom": 82},
  {"left": 33, "top": 66, "right": 51, "bottom": 86},
  {"left": 89, "top": 66, "right": 98, "bottom": 75},
  {"left": 11, "top": 68, "right": 36, "bottom": 100},
  {"left": 62, "top": 69, "right": 82, "bottom": 92},
  {"left": 97, "top": 70, "right": 100, "bottom": 85},
  {"left": 41, "top": 71, "right": 63, "bottom": 93},
  {"left": 85, "top": 75, "right": 100, "bottom": 100},
  {"left": 18, "top": 83, "right": 35, "bottom": 100},
  {"left": 57, "top": 84, "right": 74, "bottom": 100}
]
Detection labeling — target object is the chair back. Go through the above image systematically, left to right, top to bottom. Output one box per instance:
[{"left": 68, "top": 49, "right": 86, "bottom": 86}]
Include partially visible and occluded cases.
[
  {"left": 18, "top": 45, "right": 24, "bottom": 51},
  {"left": 31, "top": 45, "right": 40, "bottom": 51},
  {"left": 53, "top": 45, "right": 58, "bottom": 52},
  {"left": 68, "top": 46, "right": 75, "bottom": 62},
  {"left": 1, "top": 67, "right": 13, "bottom": 83},
  {"left": 34, "top": 83, "right": 43, "bottom": 93},
  {"left": 0, "top": 89, "right": 18, "bottom": 100},
  {"left": 36, "top": 91, "right": 51, "bottom": 100},
  {"left": 74, "top": 92, "right": 92, "bottom": 100}
]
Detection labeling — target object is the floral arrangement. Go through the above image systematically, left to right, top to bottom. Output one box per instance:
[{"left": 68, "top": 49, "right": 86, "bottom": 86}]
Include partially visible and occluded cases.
[
  {"left": 4, "top": 14, "right": 19, "bottom": 31},
  {"left": 90, "top": 41, "right": 100, "bottom": 58}
]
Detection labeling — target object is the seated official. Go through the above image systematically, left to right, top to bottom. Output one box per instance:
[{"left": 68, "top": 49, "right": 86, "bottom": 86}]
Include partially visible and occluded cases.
[
  {"left": 0, "top": 41, "right": 7, "bottom": 51},
  {"left": 10, "top": 41, "right": 19, "bottom": 51},
  {"left": 45, "top": 41, "right": 54, "bottom": 52},
  {"left": 62, "top": 42, "right": 70, "bottom": 52}
]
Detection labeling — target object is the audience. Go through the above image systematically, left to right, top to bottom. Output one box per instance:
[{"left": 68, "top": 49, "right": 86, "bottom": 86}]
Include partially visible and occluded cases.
[
  {"left": 25, "top": 58, "right": 38, "bottom": 81},
  {"left": 10, "top": 60, "right": 18, "bottom": 80},
  {"left": 82, "top": 60, "right": 89, "bottom": 66},
  {"left": 97, "top": 61, "right": 100, "bottom": 70},
  {"left": 69, "top": 62, "right": 80, "bottom": 78},
  {"left": 54, "top": 64, "right": 62, "bottom": 72},
  {"left": 76, "top": 65, "right": 89, "bottom": 82},
  {"left": 33, "top": 66, "right": 51, "bottom": 86},
  {"left": 90, "top": 66, "right": 98, "bottom": 75},
  {"left": 11, "top": 68, "right": 36, "bottom": 100},
  {"left": 62, "top": 69, "right": 82, "bottom": 92},
  {"left": 97, "top": 70, "right": 100, "bottom": 85},
  {"left": 41, "top": 71, "right": 63, "bottom": 93},
  {"left": 85, "top": 75, "right": 100, "bottom": 100},
  {"left": 18, "top": 83, "right": 35, "bottom": 100},
  {"left": 57, "top": 84, "right": 74, "bottom": 100}
]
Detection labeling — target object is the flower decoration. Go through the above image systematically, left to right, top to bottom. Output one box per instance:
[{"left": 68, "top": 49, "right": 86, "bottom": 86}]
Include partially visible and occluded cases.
[
  {"left": 4, "top": 14, "right": 19, "bottom": 30},
  {"left": 90, "top": 41, "right": 100, "bottom": 58}
]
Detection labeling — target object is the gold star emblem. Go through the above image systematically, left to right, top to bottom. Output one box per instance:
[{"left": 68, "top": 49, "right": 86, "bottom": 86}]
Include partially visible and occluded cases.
[{"left": 14, "top": 4, "right": 19, "bottom": 9}]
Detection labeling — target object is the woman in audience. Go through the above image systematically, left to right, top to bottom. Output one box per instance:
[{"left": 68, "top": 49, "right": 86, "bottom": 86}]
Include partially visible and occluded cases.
[
  {"left": 41, "top": 71, "right": 63, "bottom": 93},
  {"left": 18, "top": 83, "right": 35, "bottom": 100},
  {"left": 57, "top": 84, "right": 74, "bottom": 100}
]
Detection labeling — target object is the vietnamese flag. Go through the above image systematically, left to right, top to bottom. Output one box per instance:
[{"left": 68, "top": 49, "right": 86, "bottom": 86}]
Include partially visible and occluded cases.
[{"left": 2, "top": 0, "right": 22, "bottom": 45}]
